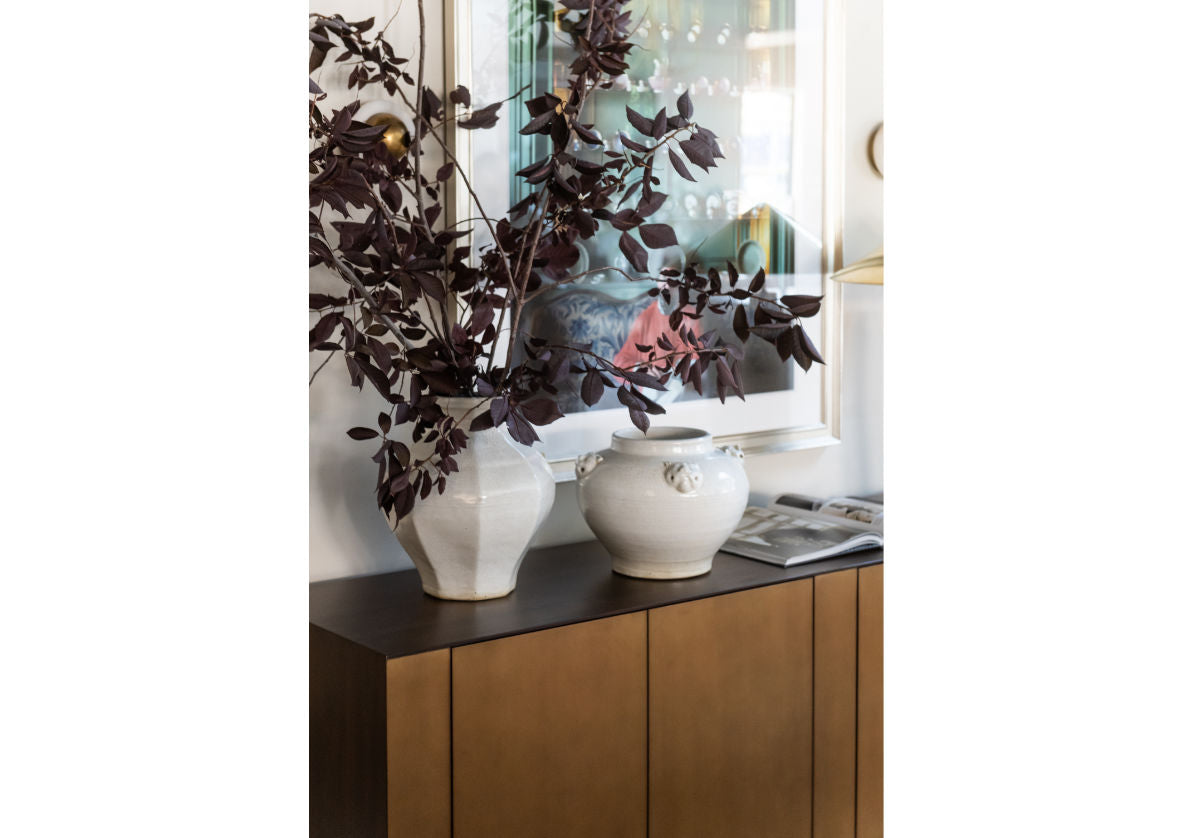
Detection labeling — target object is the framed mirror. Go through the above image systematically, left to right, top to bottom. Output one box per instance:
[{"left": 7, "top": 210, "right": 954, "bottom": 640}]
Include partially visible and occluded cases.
[{"left": 446, "top": 0, "right": 845, "bottom": 480}]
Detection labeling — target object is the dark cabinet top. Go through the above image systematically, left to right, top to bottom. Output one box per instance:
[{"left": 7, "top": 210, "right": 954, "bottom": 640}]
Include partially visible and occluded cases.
[{"left": 310, "top": 540, "right": 882, "bottom": 659}]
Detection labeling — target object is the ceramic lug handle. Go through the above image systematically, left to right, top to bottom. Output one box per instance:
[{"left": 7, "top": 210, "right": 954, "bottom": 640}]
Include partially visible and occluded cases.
[
  {"left": 718, "top": 444, "right": 745, "bottom": 461},
  {"left": 575, "top": 451, "right": 604, "bottom": 478},
  {"left": 662, "top": 461, "right": 703, "bottom": 493}
]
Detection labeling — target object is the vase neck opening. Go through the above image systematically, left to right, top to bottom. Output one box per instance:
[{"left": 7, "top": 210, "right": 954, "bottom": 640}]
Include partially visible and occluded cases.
[{"left": 611, "top": 426, "right": 712, "bottom": 457}]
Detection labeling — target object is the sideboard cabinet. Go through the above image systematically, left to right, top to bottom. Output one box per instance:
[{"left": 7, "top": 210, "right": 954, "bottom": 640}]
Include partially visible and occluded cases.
[{"left": 311, "top": 541, "right": 882, "bottom": 838}]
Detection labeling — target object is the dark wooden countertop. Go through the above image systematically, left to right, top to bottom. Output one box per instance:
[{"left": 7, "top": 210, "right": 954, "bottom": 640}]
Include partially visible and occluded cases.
[{"left": 310, "top": 540, "right": 882, "bottom": 659}]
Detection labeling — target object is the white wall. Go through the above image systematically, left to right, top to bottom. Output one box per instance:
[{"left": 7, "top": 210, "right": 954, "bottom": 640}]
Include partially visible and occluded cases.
[{"left": 310, "top": 0, "right": 883, "bottom": 581}]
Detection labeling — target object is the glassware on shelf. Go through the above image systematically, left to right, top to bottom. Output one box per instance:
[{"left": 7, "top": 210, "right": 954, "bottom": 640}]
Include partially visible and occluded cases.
[
  {"left": 716, "top": 23, "right": 732, "bottom": 46},
  {"left": 648, "top": 59, "right": 668, "bottom": 93},
  {"left": 723, "top": 190, "right": 740, "bottom": 219},
  {"left": 705, "top": 192, "right": 723, "bottom": 220}
]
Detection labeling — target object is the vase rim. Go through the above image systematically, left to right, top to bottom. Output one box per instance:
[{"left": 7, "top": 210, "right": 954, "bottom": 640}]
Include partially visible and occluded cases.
[
  {"left": 438, "top": 395, "right": 492, "bottom": 425},
  {"left": 440, "top": 395, "right": 490, "bottom": 407},
  {"left": 611, "top": 426, "right": 712, "bottom": 456}
]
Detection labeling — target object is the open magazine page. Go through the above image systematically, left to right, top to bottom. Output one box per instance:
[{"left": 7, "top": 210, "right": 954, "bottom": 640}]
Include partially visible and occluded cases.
[
  {"left": 770, "top": 494, "right": 884, "bottom": 530},
  {"left": 722, "top": 495, "right": 884, "bottom": 567}
]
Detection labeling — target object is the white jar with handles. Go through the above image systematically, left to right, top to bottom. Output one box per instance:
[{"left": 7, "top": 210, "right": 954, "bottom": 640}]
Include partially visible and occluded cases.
[
  {"left": 391, "top": 397, "right": 555, "bottom": 600},
  {"left": 575, "top": 427, "right": 749, "bottom": 579}
]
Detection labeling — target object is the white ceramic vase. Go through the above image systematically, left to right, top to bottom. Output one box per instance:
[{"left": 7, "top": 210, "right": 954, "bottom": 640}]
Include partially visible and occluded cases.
[
  {"left": 391, "top": 397, "right": 555, "bottom": 600},
  {"left": 575, "top": 427, "right": 749, "bottom": 579}
]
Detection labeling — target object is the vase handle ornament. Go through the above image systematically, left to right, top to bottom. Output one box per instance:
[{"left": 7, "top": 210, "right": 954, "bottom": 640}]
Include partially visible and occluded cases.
[
  {"left": 718, "top": 444, "right": 745, "bottom": 461},
  {"left": 575, "top": 451, "right": 603, "bottom": 479},
  {"left": 662, "top": 461, "right": 704, "bottom": 494}
]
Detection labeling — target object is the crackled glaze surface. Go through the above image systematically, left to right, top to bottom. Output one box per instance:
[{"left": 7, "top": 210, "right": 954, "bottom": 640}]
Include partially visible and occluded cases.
[
  {"left": 391, "top": 398, "right": 554, "bottom": 600},
  {"left": 576, "top": 427, "right": 749, "bottom": 579}
]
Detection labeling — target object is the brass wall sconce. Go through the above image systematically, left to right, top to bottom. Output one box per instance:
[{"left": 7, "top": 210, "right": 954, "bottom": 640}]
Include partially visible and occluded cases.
[
  {"left": 356, "top": 100, "right": 411, "bottom": 159},
  {"left": 867, "top": 122, "right": 884, "bottom": 178},
  {"left": 831, "top": 249, "right": 883, "bottom": 285}
]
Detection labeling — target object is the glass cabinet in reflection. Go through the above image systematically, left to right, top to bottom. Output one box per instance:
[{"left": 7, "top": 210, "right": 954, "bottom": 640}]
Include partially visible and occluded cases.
[{"left": 456, "top": 0, "right": 827, "bottom": 415}]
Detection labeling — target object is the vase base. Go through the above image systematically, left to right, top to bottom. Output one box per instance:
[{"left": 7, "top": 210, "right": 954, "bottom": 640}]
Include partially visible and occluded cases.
[
  {"left": 611, "top": 556, "right": 713, "bottom": 580},
  {"left": 421, "top": 584, "right": 515, "bottom": 601}
]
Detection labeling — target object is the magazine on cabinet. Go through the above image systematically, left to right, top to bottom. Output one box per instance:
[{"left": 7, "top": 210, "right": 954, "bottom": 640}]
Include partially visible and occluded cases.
[{"left": 721, "top": 494, "right": 884, "bottom": 567}]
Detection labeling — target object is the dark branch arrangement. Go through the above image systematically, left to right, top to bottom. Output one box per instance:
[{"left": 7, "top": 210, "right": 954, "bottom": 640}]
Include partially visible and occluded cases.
[{"left": 309, "top": 0, "right": 824, "bottom": 522}]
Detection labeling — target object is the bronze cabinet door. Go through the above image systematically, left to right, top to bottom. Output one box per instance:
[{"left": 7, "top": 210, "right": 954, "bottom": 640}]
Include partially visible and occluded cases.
[
  {"left": 856, "top": 564, "right": 883, "bottom": 838},
  {"left": 814, "top": 567, "right": 860, "bottom": 838},
  {"left": 648, "top": 579, "right": 815, "bottom": 838},
  {"left": 451, "top": 612, "right": 648, "bottom": 838},
  {"left": 310, "top": 634, "right": 452, "bottom": 838}
]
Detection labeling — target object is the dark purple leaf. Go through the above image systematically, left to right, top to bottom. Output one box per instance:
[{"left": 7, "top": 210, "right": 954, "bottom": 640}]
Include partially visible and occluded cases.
[
  {"left": 449, "top": 84, "right": 471, "bottom": 106},
  {"left": 420, "top": 88, "right": 442, "bottom": 120},
  {"left": 677, "top": 90, "right": 693, "bottom": 121},
  {"left": 459, "top": 101, "right": 502, "bottom": 130},
  {"left": 626, "top": 105, "right": 655, "bottom": 136},
  {"left": 652, "top": 108, "right": 668, "bottom": 139},
  {"left": 520, "top": 109, "right": 556, "bottom": 135},
  {"left": 574, "top": 122, "right": 602, "bottom": 145},
  {"left": 694, "top": 126, "right": 725, "bottom": 159},
  {"left": 618, "top": 132, "right": 649, "bottom": 153},
  {"left": 679, "top": 137, "right": 716, "bottom": 171},
  {"left": 667, "top": 148, "right": 696, "bottom": 182},
  {"left": 516, "top": 158, "right": 553, "bottom": 182},
  {"left": 636, "top": 191, "right": 667, "bottom": 217},
  {"left": 610, "top": 208, "right": 644, "bottom": 231},
  {"left": 639, "top": 224, "right": 678, "bottom": 249},
  {"left": 619, "top": 232, "right": 649, "bottom": 273},
  {"left": 748, "top": 267, "right": 766, "bottom": 293},
  {"left": 781, "top": 294, "right": 823, "bottom": 318},
  {"left": 733, "top": 305, "right": 750, "bottom": 342},
  {"left": 309, "top": 312, "right": 338, "bottom": 346},
  {"left": 797, "top": 325, "right": 825, "bottom": 365},
  {"left": 775, "top": 326, "right": 797, "bottom": 362},
  {"left": 714, "top": 357, "right": 738, "bottom": 404},
  {"left": 358, "top": 360, "right": 391, "bottom": 397},
  {"left": 620, "top": 368, "right": 668, "bottom": 391},
  {"left": 421, "top": 369, "right": 460, "bottom": 396},
  {"left": 580, "top": 369, "right": 604, "bottom": 406},
  {"left": 490, "top": 397, "right": 508, "bottom": 426},
  {"left": 519, "top": 398, "right": 564, "bottom": 426},
  {"left": 628, "top": 405, "right": 649, "bottom": 433},
  {"left": 505, "top": 410, "right": 539, "bottom": 445},
  {"left": 469, "top": 412, "right": 495, "bottom": 432},
  {"left": 347, "top": 427, "right": 378, "bottom": 440},
  {"left": 393, "top": 485, "right": 416, "bottom": 520}
]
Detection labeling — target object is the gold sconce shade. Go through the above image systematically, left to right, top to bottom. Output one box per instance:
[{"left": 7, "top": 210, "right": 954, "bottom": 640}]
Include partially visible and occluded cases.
[
  {"left": 355, "top": 100, "right": 412, "bottom": 159},
  {"left": 365, "top": 112, "right": 411, "bottom": 158},
  {"left": 831, "top": 248, "right": 883, "bottom": 285}
]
